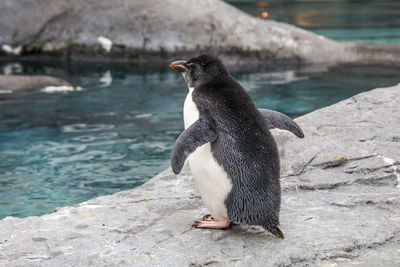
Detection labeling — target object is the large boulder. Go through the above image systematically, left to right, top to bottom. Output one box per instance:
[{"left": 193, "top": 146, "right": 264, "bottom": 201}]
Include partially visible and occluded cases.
[
  {"left": 0, "top": 0, "right": 399, "bottom": 66},
  {"left": 0, "top": 83, "right": 399, "bottom": 266}
]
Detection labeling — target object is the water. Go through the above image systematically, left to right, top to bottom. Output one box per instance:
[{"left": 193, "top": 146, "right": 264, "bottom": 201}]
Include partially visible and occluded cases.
[
  {"left": 228, "top": 0, "right": 400, "bottom": 44},
  {"left": 1, "top": 61, "right": 400, "bottom": 219}
]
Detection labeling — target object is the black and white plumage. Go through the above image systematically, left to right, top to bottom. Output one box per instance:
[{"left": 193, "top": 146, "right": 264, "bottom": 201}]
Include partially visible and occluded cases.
[{"left": 169, "top": 55, "right": 303, "bottom": 238}]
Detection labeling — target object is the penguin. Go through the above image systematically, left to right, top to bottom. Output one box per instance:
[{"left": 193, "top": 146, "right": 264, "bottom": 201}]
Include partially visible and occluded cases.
[
  {"left": 169, "top": 55, "right": 304, "bottom": 238},
  {"left": 0, "top": 75, "right": 77, "bottom": 100}
]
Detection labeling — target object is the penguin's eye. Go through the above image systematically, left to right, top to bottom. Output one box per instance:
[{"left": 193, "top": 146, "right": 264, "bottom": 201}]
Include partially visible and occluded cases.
[{"left": 199, "top": 62, "right": 206, "bottom": 68}]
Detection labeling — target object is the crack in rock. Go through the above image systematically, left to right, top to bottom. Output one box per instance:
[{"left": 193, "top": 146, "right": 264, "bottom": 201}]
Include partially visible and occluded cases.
[
  {"left": 281, "top": 153, "right": 318, "bottom": 178},
  {"left": 311, "top": 154, "right": 377, "bottom": 170},
  {"left": 378, "top": 155, "right": 400, "bottom": 188},
  {"left": 299, "top": 173, "right": 396, "bottom": 191}
]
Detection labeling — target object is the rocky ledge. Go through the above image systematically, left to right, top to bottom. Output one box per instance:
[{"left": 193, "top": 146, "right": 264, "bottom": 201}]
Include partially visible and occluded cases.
[
  {"left": 1, "top": 0, "right": 400, "bottom": 67},
  {"left": 0, "top": 84, "right": 399, "bottom": 266}
]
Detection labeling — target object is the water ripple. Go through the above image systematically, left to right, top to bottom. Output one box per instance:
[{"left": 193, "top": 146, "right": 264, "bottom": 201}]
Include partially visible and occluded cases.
[{"left": 62, "top": 123, "right": 115, "bottom": 133}]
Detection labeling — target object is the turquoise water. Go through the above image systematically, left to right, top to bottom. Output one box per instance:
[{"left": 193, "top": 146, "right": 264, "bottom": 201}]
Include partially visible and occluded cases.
[
  {"left": 228, "top": 0, "right": 400, "bottom": 44},
  {"left": 1, "top": 61, "right": 400, "bottom": 219}
]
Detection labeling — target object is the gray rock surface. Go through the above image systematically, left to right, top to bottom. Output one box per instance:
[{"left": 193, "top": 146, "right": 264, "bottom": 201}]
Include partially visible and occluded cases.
[
  {"left": 0, "top": 0, "right": 399, "bottom": 66},
  {"left": 0, "top": 83, "right": 399, "bottom": 266}
]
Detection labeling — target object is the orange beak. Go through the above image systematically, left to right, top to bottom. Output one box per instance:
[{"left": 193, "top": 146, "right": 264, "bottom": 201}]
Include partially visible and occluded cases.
[{"left": 169, "top": 60, "right": 187, "bottom": 72}]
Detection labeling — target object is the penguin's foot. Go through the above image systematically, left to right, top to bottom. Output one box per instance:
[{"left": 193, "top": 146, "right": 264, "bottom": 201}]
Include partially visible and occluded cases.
[
  {"left": 194, "top": 214, "right": 214, "bottom": 223},
  {"left": 202, "top": 214, "right": 213, "bottom": 221},
  {"left": 192, "top": 216, "right": 230, "bottom": 229}
]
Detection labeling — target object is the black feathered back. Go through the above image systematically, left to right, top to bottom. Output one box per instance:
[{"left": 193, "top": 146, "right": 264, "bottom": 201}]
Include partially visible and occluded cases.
[{"left": 191, "top": 66, "right": 283, "bottom": 237}]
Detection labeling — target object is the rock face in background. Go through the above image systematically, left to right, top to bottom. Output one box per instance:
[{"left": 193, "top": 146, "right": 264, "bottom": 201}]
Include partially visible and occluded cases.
[
  {"left": 0, "top": 0, "right": 399, "bottom": 66},
  {"left": 0, "top": 84, "right": 399, "bottom": 266}
]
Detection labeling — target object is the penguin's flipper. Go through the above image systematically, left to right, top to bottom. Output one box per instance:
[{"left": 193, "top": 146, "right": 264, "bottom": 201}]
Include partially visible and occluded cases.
[
  {"left": 258, "top": 108, "right": 304, "bottom": 138},
  {"left": 171, "top": 117, "right": 217, "bottom": 174}
]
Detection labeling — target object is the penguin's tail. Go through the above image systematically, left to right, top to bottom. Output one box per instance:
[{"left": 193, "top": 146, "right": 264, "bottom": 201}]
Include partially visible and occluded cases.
[{"left": 269, "top": 225, "right": 285, "bottom": 239}]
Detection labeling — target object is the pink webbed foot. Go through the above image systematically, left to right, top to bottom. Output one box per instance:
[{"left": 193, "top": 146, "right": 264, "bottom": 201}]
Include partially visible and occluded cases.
[{"left": 192, "top": 216, "right": 230, "bottom": 229}]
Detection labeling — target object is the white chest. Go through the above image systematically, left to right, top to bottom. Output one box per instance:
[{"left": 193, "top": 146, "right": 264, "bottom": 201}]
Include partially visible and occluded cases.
[
  {"left": 182, "top": 86, "right": 232, "bottom": 218},
  {"left": 183, "top": 87, "right": 199, "bottom": 129}
]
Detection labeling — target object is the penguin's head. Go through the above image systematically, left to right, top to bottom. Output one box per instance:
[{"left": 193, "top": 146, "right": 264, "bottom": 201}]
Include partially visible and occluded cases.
[{"left": 169, "top": 55, "right": 229, "bottom": 88}]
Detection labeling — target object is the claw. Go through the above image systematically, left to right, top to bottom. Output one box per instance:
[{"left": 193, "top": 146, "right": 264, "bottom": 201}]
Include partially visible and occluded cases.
[{"left": 202, "top": 214, "right": 214, "bottom": 221}]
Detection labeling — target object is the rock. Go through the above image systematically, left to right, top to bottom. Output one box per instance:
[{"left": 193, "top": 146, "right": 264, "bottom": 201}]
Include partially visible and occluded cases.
[
  {"left": 0, "top": 0, "right": 399, "bottom": 66},
  {"left": 0, "top": 75, "right": 72, "bottom": 99},
  {"left": 0, "top": 83, "right": 399, "bottom": 266}
]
